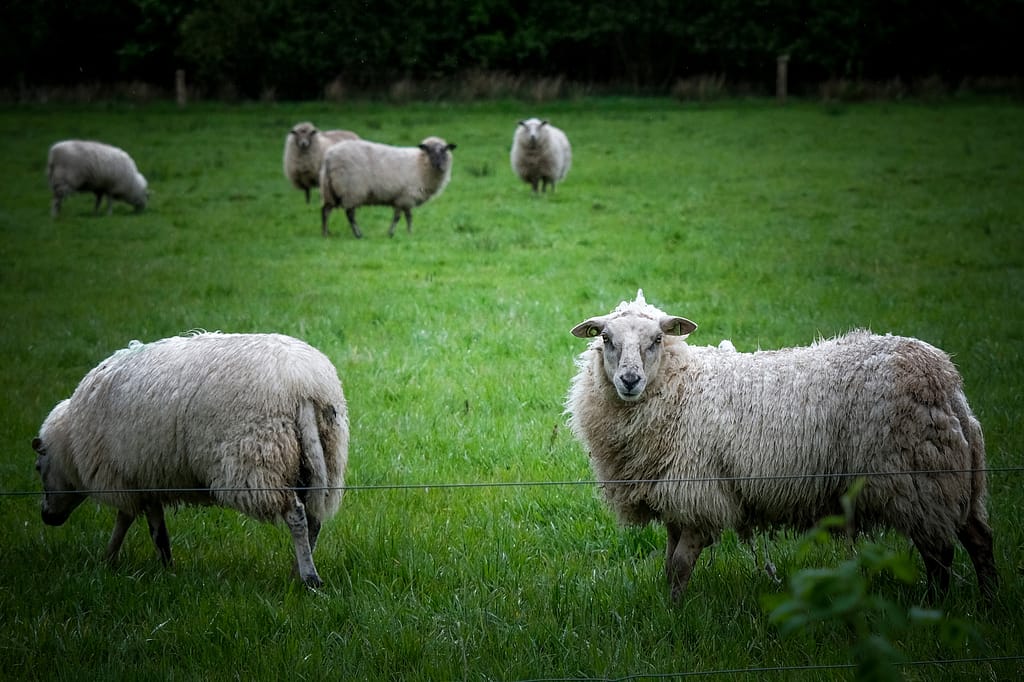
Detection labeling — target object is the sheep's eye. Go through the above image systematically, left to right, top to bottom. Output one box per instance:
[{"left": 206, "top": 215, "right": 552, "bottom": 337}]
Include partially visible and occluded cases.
[{"left": 600, "top": 332, "right": 612, "bottom": 346}]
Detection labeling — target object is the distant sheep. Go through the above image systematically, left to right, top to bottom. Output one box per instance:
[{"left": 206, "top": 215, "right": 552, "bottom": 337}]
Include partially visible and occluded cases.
[
  {"left": 510, "top": 118, "right": 571, "bottom": 193},
  {"left": 283, "top": 122, "right": 360, "bottom": 203},
  {"left": 319, "top": 136, "right": 456, "bottom": 238},
  {"left": 48, "top": 140, "right": 148, "bottom": 217},
  {"left": 565, "top": 290, "right": 997, "bottom": 601},
  {"left": 32, "top": 332, "right": 349, "bottom": 588}
]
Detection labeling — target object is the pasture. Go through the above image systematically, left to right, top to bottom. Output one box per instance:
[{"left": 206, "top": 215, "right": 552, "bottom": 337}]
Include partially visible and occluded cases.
[{"left": 1, "top": 97, "right": 1022, "bottom": 680}]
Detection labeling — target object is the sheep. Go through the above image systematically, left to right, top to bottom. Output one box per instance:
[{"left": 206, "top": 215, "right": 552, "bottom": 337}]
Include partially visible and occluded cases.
[
  {"left": 510, "top": 118, "right": 571, "bottom": 193},
  {"left": 283, "top": 122, "right": 360, "bottom": 204},
  {"left": 319, "top": 136, "right": 456, "bottom": 238},
  {"left": 47, "top": 140, "right": 148, "bottom": 217},
  {"left": 565, "top": 289, "right": 997, "bottom": 601},
  {"left": 32, "top": 332, "right": 349, "bottom": 588}
]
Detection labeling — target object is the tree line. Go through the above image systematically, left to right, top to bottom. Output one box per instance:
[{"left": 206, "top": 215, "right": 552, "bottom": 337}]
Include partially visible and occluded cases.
[{"left": 3, "top": 0, "right": 1020, "bottom": 100}]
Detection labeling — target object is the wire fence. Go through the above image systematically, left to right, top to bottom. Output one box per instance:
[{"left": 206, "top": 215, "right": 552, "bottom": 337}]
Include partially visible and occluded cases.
[
  {"left": 3, "top": 465, "right": 1022, "bottom": 498},
  {"left": 5, "top": 465, "right": 1022, "bottom": 679}
]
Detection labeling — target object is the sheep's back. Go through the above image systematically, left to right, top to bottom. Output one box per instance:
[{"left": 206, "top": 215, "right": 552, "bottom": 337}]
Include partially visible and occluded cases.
[
  {"left": 48, "top": 140, "right": 136, "bottom": 193},
  {"left": 324, "top": 141, "right": 425, "bottom": 208},
  {"left": 569, "top": 331, "right": 974, "bottom": 533},
  {"left": 59, "top": 333, "right": 345, "bottom": 517}
]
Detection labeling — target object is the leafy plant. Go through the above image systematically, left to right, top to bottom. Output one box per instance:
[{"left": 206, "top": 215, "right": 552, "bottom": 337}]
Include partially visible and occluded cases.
[{"left": 763, "top": 480, "right": 980, "bottom": 681}]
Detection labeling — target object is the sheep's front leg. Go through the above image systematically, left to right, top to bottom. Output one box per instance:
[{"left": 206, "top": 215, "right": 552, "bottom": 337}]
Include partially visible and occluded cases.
[
  {"left": 344, "top": 208, "right": 364, "bottom": 239},
  {"left": 402, "top": 208, "right": 413, "bottom": 234},
  {"left": 285, "top": 497, "right": 322, "bottom": 588},
  {"left": 145, "top": 504, "right": 173, "bottom": 566},
  {"left": 106, "top": 510, "right": 136, "bottom": 564},
  {"left": 665, "top": 522, "right": 708, "bottom": 602}
]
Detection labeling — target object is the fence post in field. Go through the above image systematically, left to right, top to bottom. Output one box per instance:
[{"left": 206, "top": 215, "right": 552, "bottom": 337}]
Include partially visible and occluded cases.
[
  {"left": 776, "top": 55, "right": 789, "bottom": 103},
  {"left": 176, "top": 70, "right": 187, "bottom": 108}
]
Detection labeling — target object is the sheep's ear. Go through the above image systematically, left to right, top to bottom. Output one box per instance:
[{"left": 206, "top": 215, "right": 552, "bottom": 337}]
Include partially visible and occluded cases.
[
  {"left": 518, "top": 120, "right": 527, "bottom": 127},
  {"left": 540, "top": 120, "right": 549, "bottom": 127},
  {"left": 446, "top": 143, "right": 457, "bottom": 152},
  {"left": 661, "top": 316, "right": 697, "bottom": 337},
  {"left": 571, "top": 317, "right": 608, "bottom": 338},
  {"left": 32, "top": 437, "right": 44, "bottom": 454}
]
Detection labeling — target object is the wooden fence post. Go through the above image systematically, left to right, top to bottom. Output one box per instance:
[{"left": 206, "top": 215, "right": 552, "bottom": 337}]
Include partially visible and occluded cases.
[
  {"left": 776, "top": 55, "right": 789, "bottom": 103},
  {"left": 176, "top": 70, "right": 187, "bottom": 108}
]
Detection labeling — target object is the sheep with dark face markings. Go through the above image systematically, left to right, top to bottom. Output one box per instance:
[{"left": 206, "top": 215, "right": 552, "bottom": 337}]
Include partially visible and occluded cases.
[
  {"left": 283, "top": 121, "right": 360, "bottom": 203},
  {"left": 320, "top": 136, "right": 456, "bottom": 238},
  {"left": 47, "top": 140, "right": 148, "bottom": 217},
  {"left": 565, "top": 290, "right": 997, "bottom": 601},
  {"left": 32, "top": 332, "right": 348, "bottom": 588}
]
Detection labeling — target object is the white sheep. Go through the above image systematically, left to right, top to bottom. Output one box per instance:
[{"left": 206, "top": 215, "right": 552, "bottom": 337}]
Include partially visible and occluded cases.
[
  {"left": 510, "top": 118, "right": 571, "bottom": 193},
  {"left": 283, "top": 121, "right": 360, "bottom": 203},
  {"left": 319, "top": 136, "right": 456, "bottom": 238},
  {"left": 47, "top": 140, "right": 148, "bottom": 217},
  {"left": 565, "top": 290, "right": 997, "bottom": 601},
  {"left": 32, "top": 332, "right": 349, "bottom": 588}
]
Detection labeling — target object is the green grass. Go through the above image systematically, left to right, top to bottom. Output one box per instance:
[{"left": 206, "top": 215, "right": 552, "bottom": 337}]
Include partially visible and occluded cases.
[{"left": 1, "top": 97, "right": 1022, "bottom": 680}]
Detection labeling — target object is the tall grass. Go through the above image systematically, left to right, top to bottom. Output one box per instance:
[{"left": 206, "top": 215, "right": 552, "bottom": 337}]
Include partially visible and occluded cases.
[{"left": 1, "top": 97, "right": 1022, "bottom": 680}]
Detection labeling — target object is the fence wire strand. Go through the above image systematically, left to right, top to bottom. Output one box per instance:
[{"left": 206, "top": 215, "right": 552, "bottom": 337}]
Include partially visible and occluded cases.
[
  {"left": 2, "top": 465, "right": 1022, "bottom": 498},
  {"left": 515, "top": 654, "right": 1024, "bottom": 681}
]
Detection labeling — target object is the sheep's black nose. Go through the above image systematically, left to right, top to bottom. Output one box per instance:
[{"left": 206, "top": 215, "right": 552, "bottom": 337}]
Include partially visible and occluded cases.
[{"left": 620, "top": 372, "right": 641, "bottom": 390}]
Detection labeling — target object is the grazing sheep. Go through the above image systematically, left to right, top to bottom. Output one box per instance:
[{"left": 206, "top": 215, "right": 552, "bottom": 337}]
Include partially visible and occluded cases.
[
  {"left": 510, "top": 118, "right": 571, "bottom": 193},
  {"left": 283, "top": 121, "right": 360, "bottom": 203},
  {"left": 319, "top": 136, "right": 456, "bottom": 238},
  {"left": 47, "top": 140, "right": 148, "bottom": 217},
  {"left": 565, "top": 290, "right": 997, "bottom": 601},
  {"left": 32, "top": 332, "right": 349, "bottom": 588}
]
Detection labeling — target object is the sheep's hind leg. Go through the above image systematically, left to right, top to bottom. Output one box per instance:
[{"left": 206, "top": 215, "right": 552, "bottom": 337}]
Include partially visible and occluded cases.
[
  {"left": 320, "top": 204, "right": 334, "bottom": 237},
  {"left": 344, "top": 208, "right": 364, "bottom": 239},
  {"left": 285, "top": 497, "right": 322, "bottom": 588},
  {"left": 145, "top": 504, "right": 173, "bottom": 566},
  {"left": 106, "top": 510, "right": 136, "bottom": 564},
  {"left": 958, "top": 515, "right": 998, "bottom": 598},
  {"left": 666, "top": 522, "right": 708, "bottom": 602},
  {"left": 914, "top": 537, "right": 954, "bottom": 597}
]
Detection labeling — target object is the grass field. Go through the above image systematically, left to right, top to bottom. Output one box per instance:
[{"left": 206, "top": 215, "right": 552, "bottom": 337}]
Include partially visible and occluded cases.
[{"left": 1, "top": 97, "right": 1022, "bottom": 680}]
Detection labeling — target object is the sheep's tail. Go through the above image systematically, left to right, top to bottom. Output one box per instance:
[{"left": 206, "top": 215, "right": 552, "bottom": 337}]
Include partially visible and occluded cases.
[
  {"left": 319, "top": 156, "right": 338, "bottom": 206},
  {"left": 955, "top": 390, "right": 989, "bottom": 525},
  {"left": 296, "top": 398, "right": 346, "bottom": 521}
]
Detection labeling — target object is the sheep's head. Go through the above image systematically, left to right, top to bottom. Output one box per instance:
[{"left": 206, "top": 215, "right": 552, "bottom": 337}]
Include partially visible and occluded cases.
[
  {"left": 517, "top": 118, "right": 548, "bottom": 147},
  {"left": 290, "top": 122, "right": 318, "bottom": 151},
  {"left": 419, "top": 137, "right": 457, "bottom": 172},
  {"left": 571, "top": 290, "right": 696, "bottom": 402},
  {"left": 32, "top": 402, "right": 86, "bottom": 526}
]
